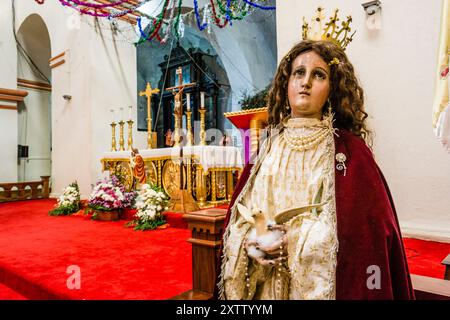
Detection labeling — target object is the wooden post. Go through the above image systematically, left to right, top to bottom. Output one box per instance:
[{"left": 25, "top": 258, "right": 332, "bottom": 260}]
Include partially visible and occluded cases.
[
  {"left": 40, "top": 176, "right": 50, "bottom": 198},
  {"left": 171, "top": 208, "right": 227, "bottom": 300}
]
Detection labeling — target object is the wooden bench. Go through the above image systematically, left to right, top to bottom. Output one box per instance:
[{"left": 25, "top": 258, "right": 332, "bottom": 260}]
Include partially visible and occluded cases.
[{"left": 0, "top": 176, "right": 50, "bottom": 202}]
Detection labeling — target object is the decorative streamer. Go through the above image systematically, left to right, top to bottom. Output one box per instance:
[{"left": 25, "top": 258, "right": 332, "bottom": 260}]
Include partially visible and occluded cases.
[
  {"left": 59, "top": 0, "right": 276, "bottom": 44},
  {"left": 63, "top": 0, "right": 132, "bottom": 9},
  {"left": 194, "top": 0, "right": 208, "bottom": 31},
  {"left": 209, "top": 0, "right": 229, "bottom": 28},
  {"left": 217, "top": 0, "right": 249, "bottom": 20},
  {"left": 242, "top": 0, "right": 275, "bottom": 10}
]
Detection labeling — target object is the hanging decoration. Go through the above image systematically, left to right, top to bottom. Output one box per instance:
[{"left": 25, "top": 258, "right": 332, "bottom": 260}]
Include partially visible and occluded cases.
[
  {"left": 35, "top": 0, "right": 45, "bottom": 4},
  {"left": 58, "top": 0, "right": 275, "bottom": 45}
]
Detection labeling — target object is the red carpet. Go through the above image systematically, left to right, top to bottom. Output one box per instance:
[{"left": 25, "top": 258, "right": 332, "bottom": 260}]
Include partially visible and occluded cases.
[
  {"left": 0, "top": 199, "right": 192, "bottom": 300},
  {"left": 0, "top": 199, "right": 449, "bottom": 300},
  {"left": 403, "top": 238, "right": 449, "bottom": 279}
]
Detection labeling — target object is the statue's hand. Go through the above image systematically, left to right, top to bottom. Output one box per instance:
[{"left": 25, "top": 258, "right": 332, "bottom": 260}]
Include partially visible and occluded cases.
[{"left": 258, "top": 229, "right": 288, "bottom": 258}]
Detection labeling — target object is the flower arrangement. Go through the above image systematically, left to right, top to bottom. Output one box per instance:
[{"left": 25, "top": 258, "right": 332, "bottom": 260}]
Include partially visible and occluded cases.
[
  {"left": 85, "top": 175, "right": 135, "bottom": 218},
  {"left": 49, "top": 181, "right": 81, "bottom": 216},
  {"left": 127, "top": 184, "right": 169, "bottom": 231}
]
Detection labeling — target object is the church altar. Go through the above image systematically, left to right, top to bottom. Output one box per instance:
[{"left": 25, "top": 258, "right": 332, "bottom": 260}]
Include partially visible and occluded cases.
[{"left": 101, "top": 145, "right": 243, "bottom": 208}]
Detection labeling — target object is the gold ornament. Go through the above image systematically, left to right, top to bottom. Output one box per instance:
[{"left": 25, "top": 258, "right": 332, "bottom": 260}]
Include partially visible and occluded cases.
[
  {"left": 302, "top": 7, "right": 356, "bottom": 51},
  {"left": 329, "top": 57, "right": 340, "bottom": 66}
]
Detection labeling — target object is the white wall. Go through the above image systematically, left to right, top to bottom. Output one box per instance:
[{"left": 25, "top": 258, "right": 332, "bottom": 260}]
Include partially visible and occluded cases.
[
  {"left": 0, "top": 0, "right": 18, "bottom": 182},
  {"left": 278, "top": 0, "right": 450, "bottom": 241},
  {"left": 2, "top": 1, "right": 137, "bottom": 198}
]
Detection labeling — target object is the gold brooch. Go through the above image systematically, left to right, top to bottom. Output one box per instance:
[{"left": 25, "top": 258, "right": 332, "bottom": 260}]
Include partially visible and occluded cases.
[
  {"left": 329, "top": 57, "right": 340, "bottom": 66},
  {"left": 335, "top": 153, "right": 347, "bottom": 176}
]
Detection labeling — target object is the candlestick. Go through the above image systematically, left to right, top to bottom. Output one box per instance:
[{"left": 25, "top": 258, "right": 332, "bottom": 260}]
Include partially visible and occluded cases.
[
  {"left": 200, "top": 91, "right": 205, "bottom": 108},
  {"left": 186, "top": 93, "right": 191, "bottom": 111},
  {"left": 120, "top": 107, "right": 124, "bottom": 121},
  {"left": 199, "top": 107, "right": 206, "bottom": 146},
  {"left": 185, "top": 110, "right": 193, "bottom": 146},
  {"left": 127, "top": 119, "right": 134, "bottom": 150},
  {"left": 118, "top": 120, "right": 125, "bottom": 151},
  {"left": 110, "top": 122, "right": 117, "bottom": 151}
]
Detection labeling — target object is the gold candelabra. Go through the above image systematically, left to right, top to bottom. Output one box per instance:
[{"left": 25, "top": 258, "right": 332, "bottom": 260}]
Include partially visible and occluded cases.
[
  {"left": 199, "top": 108, "right": 206, "bottom": 146},
  {"left": 185, "top": 111, "right": 193, "bottom": 146},
  {"left": 127, "top": 119, "right": 134, "bottom": 150},
  {"left": 118, "top": 120, "right": 125, "bottom": 151},
  {"left": 110, "top": 122, "right": 117, "bottom": 151}
]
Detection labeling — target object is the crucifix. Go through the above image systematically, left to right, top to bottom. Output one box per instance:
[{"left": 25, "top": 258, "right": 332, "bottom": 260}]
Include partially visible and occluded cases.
[
  {"left": 166, "top": 67, "right": 196, "bottom": 147},
  {"left": 139, "top": 82, "right": 160, "bottom": 149}
]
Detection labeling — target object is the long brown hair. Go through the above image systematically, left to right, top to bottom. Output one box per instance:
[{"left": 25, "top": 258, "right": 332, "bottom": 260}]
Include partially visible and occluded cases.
[{"left": 266, "top": 40, "right": 372, "bottom": 145}]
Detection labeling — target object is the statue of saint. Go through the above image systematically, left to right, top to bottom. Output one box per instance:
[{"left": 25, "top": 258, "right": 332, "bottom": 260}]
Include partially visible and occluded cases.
[{"left": 130, "top": 148, "right": 146, "bottom": 187}]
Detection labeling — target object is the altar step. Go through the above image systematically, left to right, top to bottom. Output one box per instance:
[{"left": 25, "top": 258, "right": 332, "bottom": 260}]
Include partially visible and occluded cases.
[{"left": 0, "top": 282, "right": 27, "bottom": 300}]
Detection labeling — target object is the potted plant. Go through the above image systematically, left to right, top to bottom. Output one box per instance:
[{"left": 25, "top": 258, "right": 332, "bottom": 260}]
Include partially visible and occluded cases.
[
  {"left": 85, "top": 176, "right": 134, "bottom": 221},
  {"left": 49, "top": 181, "right": 81, "bottom": 216},
  {"left": 126, "top": 184, "right": 169, "bottom": 231}
]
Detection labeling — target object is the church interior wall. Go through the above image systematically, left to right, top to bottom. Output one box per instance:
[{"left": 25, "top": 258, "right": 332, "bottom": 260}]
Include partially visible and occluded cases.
[
  {"left": 0, "top": 0, "right": 19, "bottom": 183},
  {"left": 278, "top": 0, "right": 450, "bottom": 241},
  {"left": 0, "top": 1, "right": 138, "bottom": 198},
  {"left": 16, "top": 14, "right": 52, "bottom": 183}
]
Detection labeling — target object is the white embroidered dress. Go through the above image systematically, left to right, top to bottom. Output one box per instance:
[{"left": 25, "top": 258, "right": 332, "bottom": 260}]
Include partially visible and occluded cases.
[{"left": 221, "top": 117, "right": 338, "bottom": 300}]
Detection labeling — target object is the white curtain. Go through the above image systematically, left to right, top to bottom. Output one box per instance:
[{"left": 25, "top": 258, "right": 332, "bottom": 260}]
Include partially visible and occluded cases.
[{"left": 433, "top": 0, "right": 450, "bottom": 129}]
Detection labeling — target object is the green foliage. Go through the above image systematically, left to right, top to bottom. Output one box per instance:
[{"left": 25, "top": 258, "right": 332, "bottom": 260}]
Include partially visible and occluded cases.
[
  {"left": 239, "top": 85, "right": 270, "bottom": 110},
  {"left": 48, "top": 181, "right": 81, "bottom": 216},
  {"left": 49, "top": 202, "right": 80, "bottom": 216},
  {"left": 84, "top": 204, "right": 114, "bottom": 214}
]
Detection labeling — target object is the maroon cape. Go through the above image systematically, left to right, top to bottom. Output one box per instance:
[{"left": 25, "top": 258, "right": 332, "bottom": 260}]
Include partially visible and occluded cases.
[{"left": 215, "top": 129, "right": 415, "bottom": 300}]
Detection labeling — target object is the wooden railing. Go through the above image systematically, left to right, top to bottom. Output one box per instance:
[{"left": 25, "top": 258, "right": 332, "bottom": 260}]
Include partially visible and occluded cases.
[{"left": 0, "top": 176, "right": 50, "bottom": 202}]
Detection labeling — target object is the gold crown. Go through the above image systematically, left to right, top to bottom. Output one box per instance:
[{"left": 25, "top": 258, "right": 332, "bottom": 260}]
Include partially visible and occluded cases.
[{"left": 302, "top": 7, "right": 356, "bottom": 50}]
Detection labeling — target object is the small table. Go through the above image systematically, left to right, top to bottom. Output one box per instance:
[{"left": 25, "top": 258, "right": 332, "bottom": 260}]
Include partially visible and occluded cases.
[{"left": 442, "top": 253, "right": 450, "bottom": 280}]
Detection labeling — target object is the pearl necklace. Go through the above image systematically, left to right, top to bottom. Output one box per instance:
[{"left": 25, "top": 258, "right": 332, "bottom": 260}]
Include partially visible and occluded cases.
[{"left": 283, "top": 120, "right": 331, "bottom": 152}]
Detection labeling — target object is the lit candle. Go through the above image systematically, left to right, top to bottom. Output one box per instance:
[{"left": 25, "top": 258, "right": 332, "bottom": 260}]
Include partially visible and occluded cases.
[
  {"left": 200, "top": 91, "right": 205, "bottom": 109},
  {"left": 186, "top": 93, "right": 191, "bottom": 111},
  {"left": 128, "top": 105, "right": 132, "bottom": 120},
  {"left": 120, "top": 107, "right": 124, "bottom": 121},
  {"left": 110, "top": 109, "right": 115, "bottom": 123}
]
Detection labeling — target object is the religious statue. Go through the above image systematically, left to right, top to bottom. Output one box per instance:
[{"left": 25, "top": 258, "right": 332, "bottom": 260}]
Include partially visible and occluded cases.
[
  {"left": 217, "top": 8, "right": 414, "bottom": 300},
  {"left": 166, "top": 67, "right": 196, "bottom": 147},
  {"left": 173, "top": 90, "right": 183, "bottom": 118},
  {"left": 165, "top": 129, "right": 175, "bottom": 147},
  {"left": 130, "top": 147, "right": 146, "bottom": 187}
]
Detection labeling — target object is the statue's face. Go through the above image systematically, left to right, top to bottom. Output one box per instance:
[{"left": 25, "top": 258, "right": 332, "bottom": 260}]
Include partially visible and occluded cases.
[{"left": 287, "top": 51, "right": 330, "bottom": 119}]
